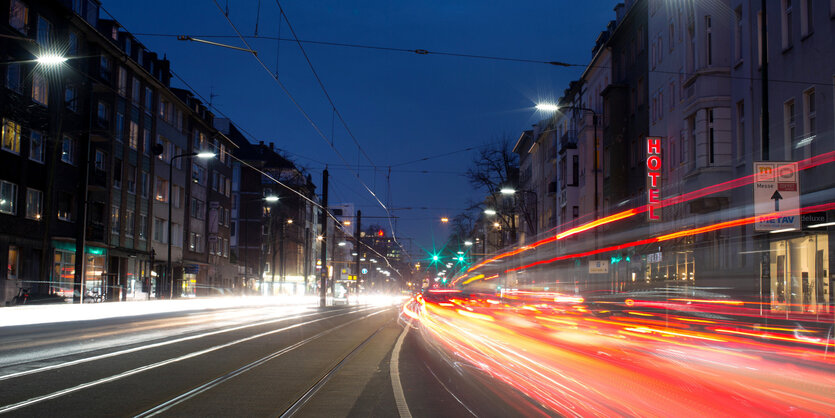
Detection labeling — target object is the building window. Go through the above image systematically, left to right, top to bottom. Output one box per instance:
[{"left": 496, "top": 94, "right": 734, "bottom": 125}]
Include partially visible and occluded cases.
[
  {"left": 9, "top": 0, "right": 28, "bottom": 33},
  {"left": 782, "top": 0, "right": 793, "bottom": 50},
  {"left": 800, "top": 0, "right": 813, "bottom": 37},
  {"left": 735, "top": 8, "right": 743, "bottom": 63},
  {"left": 36, "top": 15, "right": 51, "bottom": 45},
  {"left": 704, "top": 15, "right": 713, "bottom": 67},
  {"left": 68, "top": 31, "right": 78, "bottom": 55},
  {"left": 100, "top": 55, "right": 111, "bottom": 81},
  {"left": 6, "top": 63, "right": 22, "bottom": 93},
  {"left": 117, "top": 66, "right": 127, "bottom": 96},
  {"left": 32, "top": 72, "right": 48, "bottom": 105},
  {"left": 132, "top": 78, "right": 140, "bottom": 104},
  {"left": 65, "top": 85, "right": 78, "bottom": 112},
  {"left": 144, "top": 86, "right": 153, "bottom": 112},
  {"left": 803, "top": 88, "right": 816, "bottom": 142},
  {"left": 783, "top": 99, "right": 796, "bottom": 157},
  {"left": 97, "top": 101, "right": 109, "bottom": 125},
  {"left": 736, "top": 101, "right": 745, "bottom": 161},
  {"left": 707, "top": 109, "right": 715, "bottom": 165},
  {"left": 115, "top": 112, "right": 124, "bottom": 142},
  {"left": 2, "top": 119, "right": 21, "bottom": 155},
  {"left": 129, "top": 121, "right": 139, "bottom": 149},
  {"left": 143, "top": 129, "right": 151, "bottom": 156},
  {"left": 29, "top": 130, "right": 44, "bottom": 163},
  {"left": 60, "top": 136, "right": 75, "bottom": 164},
  {"left": 174, "top": 146, "right": 183, "bottom": 169},
  {"left": 94, "top": 149, "right": 106, "bottom": 170},
  {"left": 113, "top": 158, "right": 122, "bottom": 188},
  {"left": 192, "top": 163, "right": 205, "bottom": 184},
  {"left": 126, "top": 164, "right": 136, "bottom": 194},
  {"left": 141, "top": 170, "right": 149, "bottom": 198},
  {"left": 155, "top": 177, "right": 168, "bottom": 202},
  {"left": 0, "top": 180, "right": 18, "bottom": 215},
  {"left": 172, "top": 185, "right": 181, "bottom": 208},
  {"left": 25, "top": 188, "right": 42, "bottom": 220},
  {"left": 57, "top": 192, "right": 73, "bottom": 221},
  {"left": 190, "top": 197, "right": 205, "bottom": 220},
  {"left": 110, "top": 205, "right": 120, "bottom": 234},
  {"left": 125, "top": 209, "right": 135, "bottom": 237},
  {"left": 138, "top": 214, "right": 147, "bottom": 240},
  {"left": 153, "top": 217, "right": 166, "bottom": 243},
  {"left": 189, "top": 232, "right": 203, "bottom": 253}
]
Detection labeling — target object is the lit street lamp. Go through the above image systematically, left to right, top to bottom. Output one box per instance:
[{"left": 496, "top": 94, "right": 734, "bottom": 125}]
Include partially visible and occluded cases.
[{"left": 167, "top": 151, "right": 215, "bottom": 299}]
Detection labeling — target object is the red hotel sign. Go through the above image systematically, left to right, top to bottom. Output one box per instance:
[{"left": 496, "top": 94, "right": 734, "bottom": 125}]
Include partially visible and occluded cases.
[{"left": 646, "top": 137, "right": 662, "bottom": 221}]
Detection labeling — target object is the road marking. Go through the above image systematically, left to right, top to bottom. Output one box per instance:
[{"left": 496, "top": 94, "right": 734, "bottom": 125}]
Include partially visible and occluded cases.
[
  {"left": 0, "top": 307, "right": 378, "bottom": 415},
  {"left": 0, "top": 307, "right": 355, "bottom": 382},
  {"left": 138, "top": 309, "right": 390, "bottom": 417},
  {"left": 390, "top": 323, "right": 413, "bottom": 418},
  {"left": 423, "top": 362, "right": 478, "bottom": 417}
]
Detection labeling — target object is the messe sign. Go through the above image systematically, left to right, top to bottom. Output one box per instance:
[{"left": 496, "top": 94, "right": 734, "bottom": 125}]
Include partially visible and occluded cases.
[
  {"left": 646, "top": 137, "right": 662, "bottom": 221},
  {"left": 754, "top": 161, "right": 800, "bottom": 231},
  {"left": 589, "top": 260, "right": 609, "bottom": 274}
]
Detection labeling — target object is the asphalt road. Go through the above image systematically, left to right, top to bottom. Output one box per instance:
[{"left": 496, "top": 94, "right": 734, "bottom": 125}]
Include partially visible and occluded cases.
[{"left": 0, "top": 301, "right": 489, "bottom": 417}]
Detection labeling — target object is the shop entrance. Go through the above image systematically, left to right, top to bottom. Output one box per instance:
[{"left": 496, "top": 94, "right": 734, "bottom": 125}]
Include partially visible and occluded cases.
[{"left": 769, "top": 233, "right": 829, "bottom": 314}]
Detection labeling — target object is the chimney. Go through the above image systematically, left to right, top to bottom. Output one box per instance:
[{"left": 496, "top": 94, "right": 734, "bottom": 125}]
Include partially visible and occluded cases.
[{"left": 269, "top": 143, "right": 274, "bottom": 150}]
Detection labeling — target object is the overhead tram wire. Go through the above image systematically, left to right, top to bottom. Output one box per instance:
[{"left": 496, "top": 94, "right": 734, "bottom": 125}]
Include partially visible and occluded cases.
[
  {"left": 273, "top": 0, "right": 408, "bottom": 257},
  {"left": 274, "top": 0, "right": 376, "bottom": 168},
  {"left": 210, "top": 1, "right": 403, "bottom": 275},
  {"left": 98, "top": 4, "right": 402, "bottom": 276},
  {"left": 132, "top": 31, "right": 835, "bottom": 88}
]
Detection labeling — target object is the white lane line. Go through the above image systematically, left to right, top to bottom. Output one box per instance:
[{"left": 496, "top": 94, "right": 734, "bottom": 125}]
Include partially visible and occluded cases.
[
  {"left": 0, "top": 307, "right": 377, "bottom": 415},
  {"left": 0, "top": 307, "right": 357, "bottom": 382},
  {"left": 138, "top": 309, "right": 390, "bottom": 417},
  {"left": 390, "top": 323, "right": 413, "bottom": 418}
]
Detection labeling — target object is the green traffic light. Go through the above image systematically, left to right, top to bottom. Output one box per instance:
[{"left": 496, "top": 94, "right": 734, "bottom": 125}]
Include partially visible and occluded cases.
[{"left": 432, "top": 255, "right": 440, "bottom": 261}]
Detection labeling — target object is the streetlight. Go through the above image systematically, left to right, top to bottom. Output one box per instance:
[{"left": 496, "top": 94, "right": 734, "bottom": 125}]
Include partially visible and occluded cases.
[
  {"left": 36, "top": 53, "right": 68, "bottom": 66},
  {"left": 535, "top": 103, "right": 560, "bottom": 112},
  {"left": 167, "top": 151, "right": 215, "bottom": 299},
  {"left": 484, "top": 209, "right": 496, "bottom": 215},
  {"left": 440, "top": 217, "right": 449, "bottom": 223},
  {"left": 464, "top": 240, "right": 473, "bottom": 247}
]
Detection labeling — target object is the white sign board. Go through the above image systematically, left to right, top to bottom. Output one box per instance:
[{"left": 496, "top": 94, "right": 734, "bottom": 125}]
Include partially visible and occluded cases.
[
  {"left": 754, "top": 162, "right": 800, "bottom": 231},
  {"left": 589, "top": 260, "right": 609, "bottom": 274}
]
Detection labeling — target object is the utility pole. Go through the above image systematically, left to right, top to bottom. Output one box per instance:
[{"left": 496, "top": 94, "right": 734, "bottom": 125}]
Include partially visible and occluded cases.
[
  {"left": 319, "top": 169, "right": 329, "bottom": 307},
  {"left": 354, "top": 210, "right": 362, "bottom": 303}
]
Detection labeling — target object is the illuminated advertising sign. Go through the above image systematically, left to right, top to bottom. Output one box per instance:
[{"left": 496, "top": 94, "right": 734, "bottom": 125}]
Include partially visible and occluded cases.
[{"left": 646, "top": 137, "right": 662, "bottom": 221}]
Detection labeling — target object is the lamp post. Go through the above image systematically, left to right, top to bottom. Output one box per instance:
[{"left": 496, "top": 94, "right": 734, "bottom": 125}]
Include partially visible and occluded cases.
[
  {"left": 167, "top": 151, "right": 215, "bottom": 299},
  {"left": 483, "top": 208, "right": 496, "bottom": 255}
]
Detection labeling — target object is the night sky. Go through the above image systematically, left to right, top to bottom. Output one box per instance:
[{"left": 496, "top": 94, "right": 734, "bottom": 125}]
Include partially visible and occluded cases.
[{"left": 103, "top": 0, "right": 617, "bottom": 256}]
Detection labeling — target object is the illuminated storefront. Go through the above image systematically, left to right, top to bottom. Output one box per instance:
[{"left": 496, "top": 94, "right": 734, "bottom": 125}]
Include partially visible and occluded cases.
[
  {"left": 769, "top": 233, "right": 830, "bottom": 314},
  {"left": 51, "top": 241, "right": 107, "bottom": 298}
]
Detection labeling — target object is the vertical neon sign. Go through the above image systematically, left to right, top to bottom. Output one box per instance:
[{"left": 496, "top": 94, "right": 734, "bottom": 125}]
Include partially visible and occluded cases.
[{"left": 646, "top": 137, "right": 662, "bottom": 221}]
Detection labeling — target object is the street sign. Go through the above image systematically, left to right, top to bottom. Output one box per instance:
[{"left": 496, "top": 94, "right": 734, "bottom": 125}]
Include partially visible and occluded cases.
[
  {"left": 754, "top": 162, "right": 800, "bottom": 231},
  {"left": 589, "top": 260, "right": 609, "bottom": 274}
]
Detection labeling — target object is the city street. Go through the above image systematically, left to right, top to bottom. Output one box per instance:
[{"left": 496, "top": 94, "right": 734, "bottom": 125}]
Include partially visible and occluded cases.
[{"left": 0, "top": 300, "right": 484, "bottom": 417}]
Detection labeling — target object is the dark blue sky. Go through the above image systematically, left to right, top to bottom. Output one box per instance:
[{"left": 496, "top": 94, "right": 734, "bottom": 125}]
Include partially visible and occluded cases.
[{"left": 104, "top": 0, "right": 617, "bottom": 255}]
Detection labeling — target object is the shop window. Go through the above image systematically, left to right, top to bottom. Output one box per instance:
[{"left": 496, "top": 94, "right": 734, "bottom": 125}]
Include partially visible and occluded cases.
[{"left": 8, "top": 246, "right": 19, "bottom": 280}]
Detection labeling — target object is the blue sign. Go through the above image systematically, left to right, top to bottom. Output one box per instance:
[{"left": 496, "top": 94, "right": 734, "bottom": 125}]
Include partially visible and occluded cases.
[{"left": 361, "top": 268, "right": 368, "bottom": 275}]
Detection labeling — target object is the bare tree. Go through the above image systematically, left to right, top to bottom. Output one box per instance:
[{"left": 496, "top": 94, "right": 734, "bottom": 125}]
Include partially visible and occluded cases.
[{"left": 465, "top": 137, "right": 519, "bottom": 244}]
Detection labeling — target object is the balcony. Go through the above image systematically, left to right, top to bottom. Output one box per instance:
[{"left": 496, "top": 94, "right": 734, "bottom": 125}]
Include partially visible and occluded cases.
[
  {"left": 559, "top": 130, "right": 578, "bottom": 151},
  {"left": 87, "top": 223, "right": 106, "bottom": 243}
]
